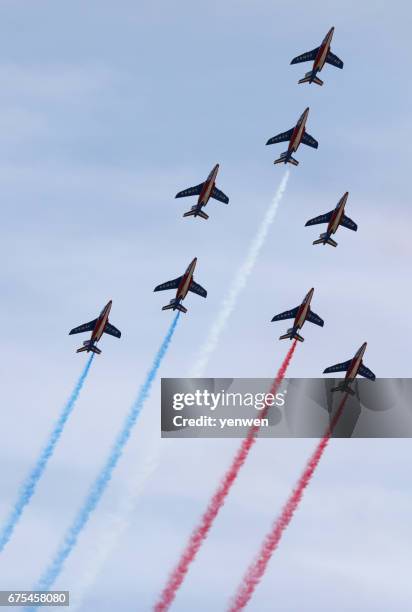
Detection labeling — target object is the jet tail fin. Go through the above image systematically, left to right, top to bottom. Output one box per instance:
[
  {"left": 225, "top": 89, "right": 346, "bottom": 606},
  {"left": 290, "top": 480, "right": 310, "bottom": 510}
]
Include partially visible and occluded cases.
[
  {"left": 298, "top": 71, "right": 323, "bottom": 86},
  {"left": 274, "top": 152, "right": 299, "bottom": 166},
  {"left": 183, "top": 208, "right": 209, "bottom": 220},
  {"left": 313, "top": 233, "right": 338, "bottom": 247},
  {"left": 162, "top": 299, "right": 187, "bottom": 313},
  {"left": 162, "top": 304, "right": 187, "bottom": 313},
  {"left": 279, "top": 328, "right": 304, "bottom": 342},
  {"left": 76, "top": 341, "right": 101, "bottom": 355},
  {"left": 331, "top": 382, "right": 355, "bottom": 396}
]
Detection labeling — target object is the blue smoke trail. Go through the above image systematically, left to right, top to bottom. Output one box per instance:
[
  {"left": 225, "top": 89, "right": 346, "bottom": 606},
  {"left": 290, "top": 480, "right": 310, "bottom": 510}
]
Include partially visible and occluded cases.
[
  {"left": 34, "top": 313, "right": 180, "bottom": 593},
  {"left": 0, "top": 354, "right": 95, "bottom": 552}
]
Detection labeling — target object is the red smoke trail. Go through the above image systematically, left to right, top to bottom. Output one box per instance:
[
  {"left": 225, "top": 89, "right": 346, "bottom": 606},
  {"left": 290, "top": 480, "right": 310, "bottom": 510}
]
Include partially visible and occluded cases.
[
  {"left": 154, "top": 341, "right": 298, "bottom": 612},
  {"left": 228, "top": 393, "right": 349, "bottom": 612}
]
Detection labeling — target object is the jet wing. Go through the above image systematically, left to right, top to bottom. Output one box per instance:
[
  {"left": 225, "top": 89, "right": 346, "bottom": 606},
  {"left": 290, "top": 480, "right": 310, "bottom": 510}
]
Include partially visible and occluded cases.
[
  {"left": 290, "top": 48, "right": 319, "bottom": 65},
  {"left": 326, "top": 51, "right": 344, "bottom": 69},
  {"left": 266, "top": 128, "right": 293, "bottom": 146},
  {"left": 301, "top": 131, "right": 319, "bottom": 149},
  {"left": 175, "top": 183, "right": 204, "bottom": 199},
  {"left": 211, "top": 186, "right": 229, "bottom": 204},
  {"left": 305, "top": 211, "right": 333, "bottom": 226},
  {"left": 340, "top": 215, "right": 358, "bottom": 231},
  {"left": 154, "top": 276, "right": 183, "bottom": 292},
  {"left": 189, "top": 280, "right": 207, "bottom": 298},
  {"left": 271, "top": 307, "right": 299, "bottom": 322},
  {"left": 306, "top": 310, "right": 324, "bottom": 327},
  {"left": 69, "top": 319, "right": 97, "bottom": 335},
  {"left": 104, "top": 322, "right": 121, "bottom": 338},
  {"left": 323, "top": 359, "right": 352, "bottom": 374},
  {"left": 358, "top": 364, "right": 376, "bottom": 381}
]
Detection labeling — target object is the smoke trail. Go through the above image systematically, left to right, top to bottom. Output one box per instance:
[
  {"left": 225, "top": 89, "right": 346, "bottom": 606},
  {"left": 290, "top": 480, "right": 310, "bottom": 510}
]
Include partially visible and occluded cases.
[
  {"left": 190, "top": 170, "right": 290, "bottom": 378},
  {"left": 62, "top": 173, "right": 290, "bottom": 609},
  {"left": 33, "top": 313, "right": 180, "bottom": 594},
  {"left": 154, "top": 341, "right": 297, "bottom": 612},
  {"left": 0, "top": 355, "right": 94, "bottom": 553},
  {"left": 228, "top": 393, "right": 349, "bottom": 611},
  {"left": 69, "top": 435, "right": 160, "bottom": 611}
]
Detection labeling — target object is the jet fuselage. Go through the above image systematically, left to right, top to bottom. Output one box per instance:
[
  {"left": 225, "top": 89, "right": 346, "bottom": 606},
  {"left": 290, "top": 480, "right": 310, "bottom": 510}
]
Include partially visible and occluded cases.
[
  {"left": 312, "top": 27, "right": 335, "bottom": 75},
  {"left": 288, "top": 108, "right": 309, "bottom": 154},
  {"left": 197, "top": 164, "right": 219, "bottom": 207},
  {"left": 327, "top": 191, "right": 349, "bottom": 236},
  {"left": 176, "top": 258, "right": 197, "bottom": 302},
  {"left": 293, "top": 288, "right": 314, "bottom": 330},
  {"left": 92, "top": 300, "right": 112, "bottom": 343},
  {"left": 344, "top": 342, "right": 367, "bottom": 382}
]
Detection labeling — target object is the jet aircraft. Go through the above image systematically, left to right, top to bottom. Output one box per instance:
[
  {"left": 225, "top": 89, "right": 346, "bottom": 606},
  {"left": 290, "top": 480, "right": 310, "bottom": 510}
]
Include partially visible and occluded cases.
[
  {"left": 291, "top": 27, "right": 344, "bottom": 86},
  {"left": 266, "top": 107, "right": 318, "bottom": 166},
  {"left": 175, "top": 164, "right": 229, "bottom": 220},
  {"left": 305, "top": 192, "right": 357, "bottom": 247},
  {"left": 154, "top": 257, "right": 207, "bottom": 313},
  {"left": 271, "top": 288, "right": 324, "bottom": 342},
  {"left": 69, "top": 300, "right": 121, "bottom": 354},
  {"left": 323, "top": 342, "right": 376, "bottom": 395}
]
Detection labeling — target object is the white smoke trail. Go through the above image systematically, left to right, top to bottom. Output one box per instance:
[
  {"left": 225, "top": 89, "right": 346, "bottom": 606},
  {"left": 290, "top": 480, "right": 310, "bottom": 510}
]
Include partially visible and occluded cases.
[
  {"left": 190, "top": 169, "right": 290, "bottom": 377},
  {"left": 69, "top": 170, "right": 290, "bottom": 610}
]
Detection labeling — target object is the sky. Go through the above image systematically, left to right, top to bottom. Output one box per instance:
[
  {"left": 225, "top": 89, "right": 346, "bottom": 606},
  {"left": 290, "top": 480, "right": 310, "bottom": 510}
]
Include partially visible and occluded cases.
[{"left": 0, "top": 0, "right": 411, "bottom": 610}]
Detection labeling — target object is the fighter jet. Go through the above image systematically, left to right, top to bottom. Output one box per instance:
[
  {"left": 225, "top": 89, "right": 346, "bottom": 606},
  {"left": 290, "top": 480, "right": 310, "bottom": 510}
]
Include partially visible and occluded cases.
[
  {"left": 291, "top": 27, "right": 344, "bottom": 86},
  {"left": 266, "top": 108, "right": 318, "bottom": 166},
  {"left": 175, "top": 164, "right": 229, "bottom": 220},
  {"left": 305, "top": 192, "right": 357, "bottom": 247},
  {"left": 154, "top": 257, "right": 207, "bottom": 313},
  {"left": 271, "top": 288, "right": 324, "bottom": 342},
  {"left": 69, "top": 300, "right": 121, "bottom": 355},
  {"left": 323, "top": 342, "right": 376, "bottom": 395}
]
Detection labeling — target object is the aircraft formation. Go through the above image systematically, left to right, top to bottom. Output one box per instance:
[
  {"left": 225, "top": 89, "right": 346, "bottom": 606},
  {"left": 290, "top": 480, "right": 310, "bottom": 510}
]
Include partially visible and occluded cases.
[{"left": 69, "top": 26, "right": 375, "bottom": 396}]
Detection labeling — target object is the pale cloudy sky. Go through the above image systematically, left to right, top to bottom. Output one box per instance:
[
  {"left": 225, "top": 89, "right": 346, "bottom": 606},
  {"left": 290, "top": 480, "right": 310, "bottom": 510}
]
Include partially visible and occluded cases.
[{"left": 0, "top": 1, "right": 411, "bottom": 610}]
